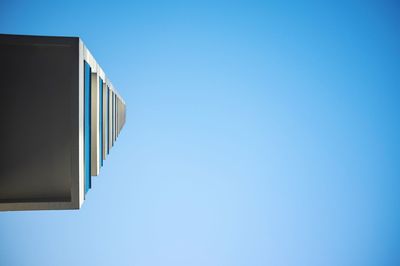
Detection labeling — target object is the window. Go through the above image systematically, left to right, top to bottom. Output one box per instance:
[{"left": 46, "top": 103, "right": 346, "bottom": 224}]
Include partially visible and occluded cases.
[{"left": 99, "top": 78, "right": 103, "bottom": 167}]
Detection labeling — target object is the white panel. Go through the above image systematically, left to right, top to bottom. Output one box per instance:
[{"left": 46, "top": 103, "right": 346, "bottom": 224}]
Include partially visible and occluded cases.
[
  {"left": 78, "top": 39, "right": 85, "bottom": 207},
  {"left": 90, "top": 72, "right": 100, "bottom": 176},
  {"left": 103, "top": 82, "right": 107, "bottom": 160},
  {"left": 108, "top": 89, "right": 113, "bottom": 152}
]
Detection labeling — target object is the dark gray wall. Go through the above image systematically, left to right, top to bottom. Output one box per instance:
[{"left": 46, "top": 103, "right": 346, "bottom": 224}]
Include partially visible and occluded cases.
[{"left": 0, "top": 34, "right": 79, "bottom": 203}]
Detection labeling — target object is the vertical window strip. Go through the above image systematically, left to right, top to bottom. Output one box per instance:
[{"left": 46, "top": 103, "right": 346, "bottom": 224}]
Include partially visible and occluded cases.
[
  {"left": 84, "top": 61, "right": 91, "bottom": 194},
  {"left": 99, "top": 78, "right": 103, "bottom": 167},
  {"left": 107, "top": 87, "right": 110, "bottom": 154}
]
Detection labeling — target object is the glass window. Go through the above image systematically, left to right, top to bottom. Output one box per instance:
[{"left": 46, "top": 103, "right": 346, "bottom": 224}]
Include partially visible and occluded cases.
[{"left": 99, "top": 78, "right": 103, "bottom": 167}]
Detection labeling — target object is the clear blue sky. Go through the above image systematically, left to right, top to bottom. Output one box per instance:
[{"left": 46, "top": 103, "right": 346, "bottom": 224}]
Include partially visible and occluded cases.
[{"left": 1, "top": 1, "right": 400, "bottom": 265}]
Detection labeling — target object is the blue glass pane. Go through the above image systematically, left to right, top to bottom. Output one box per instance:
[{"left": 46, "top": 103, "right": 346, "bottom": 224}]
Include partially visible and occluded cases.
[
  {"left": 84, "top": 61, "right": 91, "bottom": 194},
  {"left": 99, "top": 78, "right": 103, "bottom": 167},
  {"left": 112, "top": 93, "right": 114, "bottom": 145}
]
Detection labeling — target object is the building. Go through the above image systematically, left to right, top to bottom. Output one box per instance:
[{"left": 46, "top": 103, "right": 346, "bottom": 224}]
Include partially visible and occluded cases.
[{"left": 0, "top": 34, "right": 126, "bottom": 211}]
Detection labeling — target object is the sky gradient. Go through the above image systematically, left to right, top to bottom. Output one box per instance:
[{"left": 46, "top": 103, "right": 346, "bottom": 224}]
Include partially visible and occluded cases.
[{"left": 0, "top": 1, "right": 400, "bottom": 265}]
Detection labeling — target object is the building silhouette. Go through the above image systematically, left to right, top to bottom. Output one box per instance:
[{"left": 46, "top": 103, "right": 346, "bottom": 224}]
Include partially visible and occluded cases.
[{"left": 0, "top": 34, "right": 126, "bottom": 211}]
